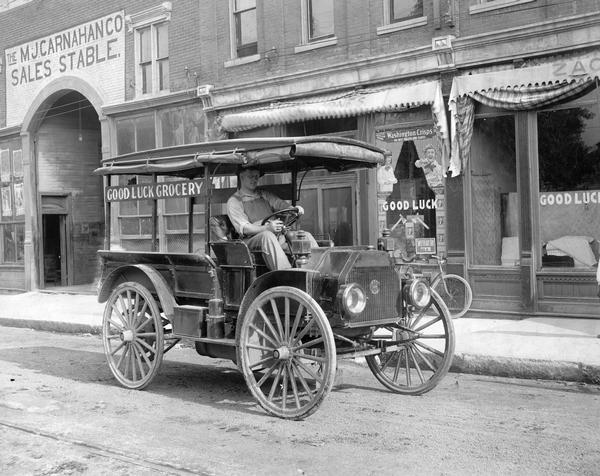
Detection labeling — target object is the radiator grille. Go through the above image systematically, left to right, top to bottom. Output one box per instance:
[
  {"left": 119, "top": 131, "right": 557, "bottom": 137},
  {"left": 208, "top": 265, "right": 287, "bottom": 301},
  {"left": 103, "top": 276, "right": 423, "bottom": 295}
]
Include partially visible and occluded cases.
[{"left": 346, "top": 266, "right": 400, "bottom": 326}]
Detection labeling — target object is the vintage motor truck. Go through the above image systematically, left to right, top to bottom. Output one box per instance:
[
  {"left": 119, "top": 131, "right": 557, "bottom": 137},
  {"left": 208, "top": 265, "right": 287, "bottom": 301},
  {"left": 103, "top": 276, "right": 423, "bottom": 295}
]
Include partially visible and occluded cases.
[{"left": 94, "top": 136, "right": 454, "bottom": 419}]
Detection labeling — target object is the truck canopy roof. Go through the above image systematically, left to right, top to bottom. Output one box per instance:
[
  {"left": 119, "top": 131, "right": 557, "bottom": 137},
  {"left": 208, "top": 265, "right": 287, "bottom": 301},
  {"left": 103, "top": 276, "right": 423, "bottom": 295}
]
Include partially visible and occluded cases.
[{"left": 93, "top": 136, "right": 387, "bottom": 177}]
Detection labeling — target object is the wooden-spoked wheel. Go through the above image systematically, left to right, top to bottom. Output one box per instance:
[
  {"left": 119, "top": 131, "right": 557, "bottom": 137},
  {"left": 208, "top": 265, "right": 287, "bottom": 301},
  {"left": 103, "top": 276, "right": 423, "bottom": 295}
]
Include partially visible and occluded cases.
[
  {"left": 102, "top": 282, "right": 165, "bottom": 390},
  {"left": 238, "top": 286, "right": 336, "bottom": 420},
  {"left": 366, "top": 291, "right": 455, "bottom": 395}
]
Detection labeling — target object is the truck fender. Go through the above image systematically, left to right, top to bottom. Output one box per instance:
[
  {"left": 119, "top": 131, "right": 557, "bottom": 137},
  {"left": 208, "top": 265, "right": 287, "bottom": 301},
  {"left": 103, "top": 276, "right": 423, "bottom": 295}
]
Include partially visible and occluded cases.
[
  {"left": 97, "top": 264, "right": 176, "bottom": 319},
  {"left": 236, "top": 268, "right": 320, "bottom": 326}
]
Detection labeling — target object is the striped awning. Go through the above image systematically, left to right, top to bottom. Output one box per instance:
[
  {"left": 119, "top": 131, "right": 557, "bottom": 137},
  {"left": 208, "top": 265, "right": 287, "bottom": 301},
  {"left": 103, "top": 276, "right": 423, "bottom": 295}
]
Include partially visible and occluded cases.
[
  {"left": 448, "top": 50, "right": 600, "bottom": 176},
  {"left": 449, "top": 50, "right": 600, "bottom": 103},
  {"left": 221, "top": 80, "right": 449, "bottom": 140}
]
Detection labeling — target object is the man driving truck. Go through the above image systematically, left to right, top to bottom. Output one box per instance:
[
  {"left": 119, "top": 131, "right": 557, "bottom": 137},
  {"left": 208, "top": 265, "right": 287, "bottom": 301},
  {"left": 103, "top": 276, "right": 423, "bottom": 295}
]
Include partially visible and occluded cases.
[{"left": 226, "top": 165, "right": 318, "bottom": 270}]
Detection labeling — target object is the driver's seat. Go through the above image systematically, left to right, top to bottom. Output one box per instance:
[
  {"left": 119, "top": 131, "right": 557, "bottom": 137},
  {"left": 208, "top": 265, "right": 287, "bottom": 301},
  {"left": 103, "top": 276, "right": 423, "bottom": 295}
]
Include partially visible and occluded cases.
[
  {"left": 209, "top": 214, "right": 270, "bottom": 273},
  {"left": 209, "top": 215, "right": 240, "bottom": 241}
]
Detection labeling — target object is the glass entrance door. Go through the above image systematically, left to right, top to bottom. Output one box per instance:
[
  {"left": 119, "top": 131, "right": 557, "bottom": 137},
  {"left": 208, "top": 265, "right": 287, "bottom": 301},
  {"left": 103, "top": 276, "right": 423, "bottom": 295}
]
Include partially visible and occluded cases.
[{"left": 298, "top": 178, "right": 357, "bottom": 246}]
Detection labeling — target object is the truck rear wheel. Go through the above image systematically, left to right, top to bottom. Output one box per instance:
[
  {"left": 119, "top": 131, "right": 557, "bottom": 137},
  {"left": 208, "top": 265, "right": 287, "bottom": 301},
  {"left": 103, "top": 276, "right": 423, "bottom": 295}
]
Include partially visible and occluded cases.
[{"left": 102, "top": 282, "right": 164, "bottom": 390}]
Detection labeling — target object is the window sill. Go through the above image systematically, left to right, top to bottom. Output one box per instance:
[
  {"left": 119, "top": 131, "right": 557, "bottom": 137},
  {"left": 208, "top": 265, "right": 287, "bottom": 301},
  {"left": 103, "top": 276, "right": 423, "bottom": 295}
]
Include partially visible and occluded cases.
[
  {"left": 469, "top": 0, "right": 535, "bottom": 15},
  {"left": 377, "top": 16, "right": 428, "bottom": 36},
  {"left": 294, "top": 37, "right": 338, "bottom": 54},
  {"left": 224, "top": 54, "right": 261, "bottom": 68},
  {"left": 134, "top": 89, "right": 171, "bottom": 100}
]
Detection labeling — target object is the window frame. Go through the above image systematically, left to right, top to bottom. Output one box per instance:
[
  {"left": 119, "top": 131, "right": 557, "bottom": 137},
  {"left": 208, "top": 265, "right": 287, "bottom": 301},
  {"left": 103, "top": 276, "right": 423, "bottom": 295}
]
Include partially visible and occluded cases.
[
  {"left": 228, "top": 0, "right": 258, "bottom": 62},
  {"left": 296, "top": 0, "right": 338, "bottom": 53},
  {"left": 378, "top": 0, "right": 427, "bottom": 35},
  {"left": 469, "top": 0, "right": 535, "bottom": 15},
  {"left": 127, "top": 3, "right": 172, "bottom": 97},
  {"left": 134, "top": 21, "right": 169, "bottom": 96},
  {"left": 532, "top": 94, "right": 600, "bottom": 273},
  {"left": 465, "top": 110, "right": 519, "bottom": 269},
  {"left": 0, "top": 146, "right": 25, "bottom": 265},
  {"left": 300, "top": 173, "right": 360, "bottom": 245}
]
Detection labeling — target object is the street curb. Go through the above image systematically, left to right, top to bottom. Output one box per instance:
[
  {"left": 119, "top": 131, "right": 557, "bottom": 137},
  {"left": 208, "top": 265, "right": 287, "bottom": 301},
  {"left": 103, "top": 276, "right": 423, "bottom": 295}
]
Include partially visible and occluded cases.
[
  {"left": 0, "top": 317, "right": 101, "bottom": 335},
  {"left": 1, "top": 317, "right": 599, "bottom": 385},
  {"left": 451, "top": 353, "right": 600, "bottom": 385}
]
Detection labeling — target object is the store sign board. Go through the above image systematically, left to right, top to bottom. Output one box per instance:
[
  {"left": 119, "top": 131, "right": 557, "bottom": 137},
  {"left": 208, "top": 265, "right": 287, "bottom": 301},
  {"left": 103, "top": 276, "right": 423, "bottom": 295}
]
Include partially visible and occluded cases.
[
  {"left": 4, "top": 11, "right": 125, "bottom": 127},
  {"left": 375, "top": 126, "right": 435, "bottom": 142},
  {"left": 106, "top": 180, "right": 205, "bottom": 202},
  {"left": 539, "top": 190, "right": 600, "bottom": 206},
  {"left": 381, "top": 198, "right": 440, "bottom": 212},
  {"left": 415, "top": 238, "right": 436, "bottom": 255}
]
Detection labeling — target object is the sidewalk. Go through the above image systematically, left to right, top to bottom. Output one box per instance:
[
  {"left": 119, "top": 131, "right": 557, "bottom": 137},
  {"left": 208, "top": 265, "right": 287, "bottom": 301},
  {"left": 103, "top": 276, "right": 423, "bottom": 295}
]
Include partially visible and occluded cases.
[{"left": 0, "top": 290, "right": 599, "bottom": 384}]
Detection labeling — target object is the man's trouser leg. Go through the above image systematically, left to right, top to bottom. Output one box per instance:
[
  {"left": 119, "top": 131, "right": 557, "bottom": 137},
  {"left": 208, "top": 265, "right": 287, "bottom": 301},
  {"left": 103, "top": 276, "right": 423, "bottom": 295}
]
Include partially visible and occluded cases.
[{"left": 245, "top": 231, "right": 291, "bottom": 270}]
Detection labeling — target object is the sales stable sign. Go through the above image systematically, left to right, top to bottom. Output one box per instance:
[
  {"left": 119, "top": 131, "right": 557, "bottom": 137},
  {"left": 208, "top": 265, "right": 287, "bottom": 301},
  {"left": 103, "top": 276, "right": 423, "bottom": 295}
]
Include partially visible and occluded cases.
[{"left": 4, "top": 11, "right": 125, "bottom": 127}]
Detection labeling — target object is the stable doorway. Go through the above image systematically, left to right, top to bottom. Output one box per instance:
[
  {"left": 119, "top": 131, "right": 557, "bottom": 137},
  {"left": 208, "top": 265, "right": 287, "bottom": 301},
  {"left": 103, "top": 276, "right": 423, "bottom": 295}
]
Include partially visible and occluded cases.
[{"left": 42, "top": 214, "right": 68, "bottom": 287}]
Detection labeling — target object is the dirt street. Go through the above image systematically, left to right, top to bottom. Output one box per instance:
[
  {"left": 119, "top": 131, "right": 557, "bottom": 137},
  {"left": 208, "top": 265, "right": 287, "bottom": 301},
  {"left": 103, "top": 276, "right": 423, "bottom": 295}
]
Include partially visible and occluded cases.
[{"left": 0, "top": 327, "right": 598, "bottom": 476}]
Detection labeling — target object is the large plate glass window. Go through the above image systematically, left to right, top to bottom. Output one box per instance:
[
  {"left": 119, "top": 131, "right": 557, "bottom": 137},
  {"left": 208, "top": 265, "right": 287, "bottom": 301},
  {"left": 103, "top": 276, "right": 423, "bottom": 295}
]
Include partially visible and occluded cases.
[
  {"left": 537, "top": 89, "right": 600, "bottom": 271},
  {"left": 469, "top": 113, "right": 518, "bottom": 267},
  {"left": 375, "top": 115, "right": 445, "bottom": 260}
]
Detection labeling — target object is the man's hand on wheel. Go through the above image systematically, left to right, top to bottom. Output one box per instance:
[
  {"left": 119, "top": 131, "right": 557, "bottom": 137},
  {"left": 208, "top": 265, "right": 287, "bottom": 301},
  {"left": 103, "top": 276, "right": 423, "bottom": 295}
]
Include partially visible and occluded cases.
[{"left": 265, "top": 219, "right": 284, "bottom": 233}]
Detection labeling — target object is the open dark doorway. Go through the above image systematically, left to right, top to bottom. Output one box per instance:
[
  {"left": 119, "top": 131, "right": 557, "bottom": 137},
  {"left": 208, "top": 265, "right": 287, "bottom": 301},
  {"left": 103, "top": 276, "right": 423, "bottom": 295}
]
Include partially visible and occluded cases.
[
  {"left": 37, "top": 90, "right": 103, "bottom": 288},
  {"left": 43, "top": 214, "right": 67, "bottom": 286}
]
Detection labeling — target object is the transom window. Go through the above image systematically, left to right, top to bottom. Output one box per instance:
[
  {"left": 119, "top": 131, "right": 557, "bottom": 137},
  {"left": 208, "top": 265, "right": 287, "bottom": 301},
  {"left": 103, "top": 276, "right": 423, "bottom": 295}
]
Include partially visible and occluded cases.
[{"left": 231, "top": 0, "right": 257, "bottom": 58}]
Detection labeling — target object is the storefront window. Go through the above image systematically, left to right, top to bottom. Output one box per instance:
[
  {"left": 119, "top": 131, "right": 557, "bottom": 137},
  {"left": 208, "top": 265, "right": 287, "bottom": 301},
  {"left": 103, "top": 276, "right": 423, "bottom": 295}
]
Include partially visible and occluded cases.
[
  {"left": 537, "top": 93, "right": 600, "bottom": 270},
  {"left": 159, "top": 105, "right": 205, "bottom": 147},
  {"left": 116, "top": 114, "right": 156, "bottom": 155},
  {"left": 469, "top": 114, "right": 517, "bottom": 266},
  {"left": 375, "top": 125, "right": 444, "bottom": 259},
  {"left": 0, "top": 145, "right": 25, "bottom": 264},
  {"left": 118, "top": 175, "right": 153, "bottom": 239}
]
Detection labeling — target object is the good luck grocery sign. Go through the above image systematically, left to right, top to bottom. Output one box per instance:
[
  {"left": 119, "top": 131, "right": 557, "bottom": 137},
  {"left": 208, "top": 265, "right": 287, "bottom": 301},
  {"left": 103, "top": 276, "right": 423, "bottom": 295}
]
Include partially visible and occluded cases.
[{"left": 4, "top": 11, "right": 125, "bottom": 126}]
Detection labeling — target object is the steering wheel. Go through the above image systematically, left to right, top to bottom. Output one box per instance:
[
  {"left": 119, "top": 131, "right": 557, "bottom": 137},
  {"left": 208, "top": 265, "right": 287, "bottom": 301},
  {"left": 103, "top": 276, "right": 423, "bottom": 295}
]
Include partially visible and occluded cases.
[{"left": 260, "top": 207, "right": 300, "bottom": 230}]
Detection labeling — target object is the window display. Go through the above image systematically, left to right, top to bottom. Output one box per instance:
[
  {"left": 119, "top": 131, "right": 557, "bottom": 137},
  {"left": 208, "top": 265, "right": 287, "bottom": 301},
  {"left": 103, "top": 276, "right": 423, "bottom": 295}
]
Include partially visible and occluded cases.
[
  {"left": 537, "top": 91, "right": 600, "bottom": 270},
  {"left": 469, "top": 114, "right": 517, "bottom": 266},
  {"left": 375, "top": 125, "right": 444, "bottom": 259},
  {"left": 0, "top": 144, "right": 25, "bottom": 263}
]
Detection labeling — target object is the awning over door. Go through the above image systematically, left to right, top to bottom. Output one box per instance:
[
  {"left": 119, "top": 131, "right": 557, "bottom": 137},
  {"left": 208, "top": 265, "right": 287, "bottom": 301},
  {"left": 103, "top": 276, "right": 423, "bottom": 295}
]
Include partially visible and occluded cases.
[
  {"left": 448, "top": 50, "right": 600, "bottom": 176},
  {"left": 220, "top": 79, "right": 450, "bottom": 170}
]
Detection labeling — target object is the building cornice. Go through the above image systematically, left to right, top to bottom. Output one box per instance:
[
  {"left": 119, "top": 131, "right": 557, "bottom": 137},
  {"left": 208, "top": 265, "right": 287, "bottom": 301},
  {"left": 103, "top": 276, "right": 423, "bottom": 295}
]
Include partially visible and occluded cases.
[
  {"left": 453, "top": 11, "right": 600, "bottom": 68},
  {"left": 210, "top": 12, "right": 600, "bottom": 112},
  {"left": 211, "top": 45, "right": 441, "bottom": 111},
  {"left": 0, "top": 125, "right": 21, "bottom": 139}
]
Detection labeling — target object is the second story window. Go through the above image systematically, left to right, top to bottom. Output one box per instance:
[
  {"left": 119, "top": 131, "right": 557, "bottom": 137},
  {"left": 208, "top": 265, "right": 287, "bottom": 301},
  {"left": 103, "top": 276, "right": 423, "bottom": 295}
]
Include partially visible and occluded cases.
[
  {"left": 231, "top": 0, "right": 257, "bottom": 58},
  {"left": 306, "top": 0, "right": 334, "bottom": 42},
  {"left": 390, "top": 0, "right": 423, "bottom": 23},
  {"left": 137, "top": 22, "right": 169, "bottom": 95}
]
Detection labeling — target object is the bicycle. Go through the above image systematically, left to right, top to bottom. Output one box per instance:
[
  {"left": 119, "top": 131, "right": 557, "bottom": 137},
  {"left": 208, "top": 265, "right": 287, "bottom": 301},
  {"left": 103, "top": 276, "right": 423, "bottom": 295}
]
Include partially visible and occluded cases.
[
  {"left": 396, "top": 253, "right": 472, "bottom": 319},
  {"left": 426, "top": 254, "right": 472, "bottom": 319}
]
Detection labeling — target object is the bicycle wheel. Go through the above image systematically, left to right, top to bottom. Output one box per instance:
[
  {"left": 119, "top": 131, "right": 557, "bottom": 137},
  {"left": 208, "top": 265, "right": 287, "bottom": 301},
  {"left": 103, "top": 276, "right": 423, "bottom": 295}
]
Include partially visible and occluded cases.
[{"left": 431, "top": 274, "right": 472, "bottom": 319}]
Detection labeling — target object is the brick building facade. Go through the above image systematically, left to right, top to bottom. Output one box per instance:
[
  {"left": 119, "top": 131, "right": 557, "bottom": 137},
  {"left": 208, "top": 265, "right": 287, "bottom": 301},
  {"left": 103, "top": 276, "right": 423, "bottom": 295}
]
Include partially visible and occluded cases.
[{"left": 1, "top": 0, "right": 599, "bottom": 318}]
